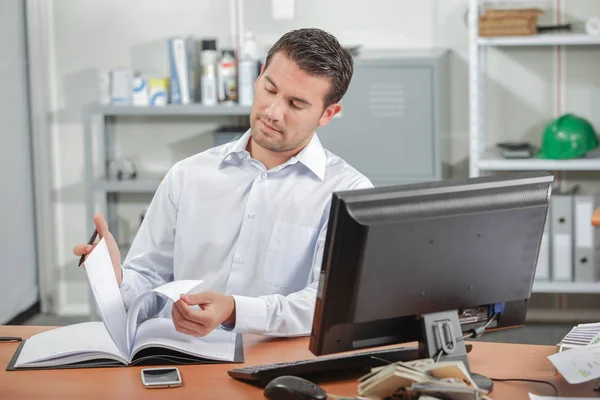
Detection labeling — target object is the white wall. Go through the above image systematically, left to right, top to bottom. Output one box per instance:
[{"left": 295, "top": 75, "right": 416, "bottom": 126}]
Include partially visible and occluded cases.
[
  {"left": 0, "top": 0, "right": 38, "bottom": 322},
  {"left": 46, "top": 0, "right": 600, "bottom": 314}
]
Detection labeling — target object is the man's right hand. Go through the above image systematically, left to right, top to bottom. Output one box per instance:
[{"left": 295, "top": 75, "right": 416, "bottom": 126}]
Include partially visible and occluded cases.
[{"left": 73, "top": 213, "right": 123, "bottom": 285}]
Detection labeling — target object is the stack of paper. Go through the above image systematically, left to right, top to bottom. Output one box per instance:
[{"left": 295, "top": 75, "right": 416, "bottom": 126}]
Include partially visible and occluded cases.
[
  {"left": 557, "top": 322, "right": 600, "bottom": 352},
  {"left": 357, "top": 358, "right": 491, "bottom": 400}
]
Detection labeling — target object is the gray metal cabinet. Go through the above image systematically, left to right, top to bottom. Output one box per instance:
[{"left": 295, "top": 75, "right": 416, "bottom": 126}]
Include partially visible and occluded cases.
[{"left": 318, "top": 49, "right": 450, "bottom": 187}]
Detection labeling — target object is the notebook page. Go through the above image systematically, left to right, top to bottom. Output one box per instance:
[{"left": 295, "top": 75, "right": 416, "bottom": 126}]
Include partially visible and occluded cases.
[
  {"left": 84, "top": 238, "right": 128, "bottom": 356},
  {"left": 125, "top": 280, "right": 204, "bottom": 354},
  {"left": 131, "top": 318, "right": 236, "bottom": 362},
  {"left": 15, "top": 322, "right": 127, "bottom": 367}
]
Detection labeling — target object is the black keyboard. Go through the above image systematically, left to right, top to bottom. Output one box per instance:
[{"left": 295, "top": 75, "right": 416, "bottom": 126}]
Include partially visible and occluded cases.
[{"left": 228, "top": 346, "right": 422, "bottom": 383}]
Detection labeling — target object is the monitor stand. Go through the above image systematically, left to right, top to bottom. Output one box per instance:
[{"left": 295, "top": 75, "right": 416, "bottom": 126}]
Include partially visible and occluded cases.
[
  {"left": 419, "top": 310, "right": 493, "bottom": 392},
  {"left": 229, "top": 311, "right": 494, "bottom": 392}
]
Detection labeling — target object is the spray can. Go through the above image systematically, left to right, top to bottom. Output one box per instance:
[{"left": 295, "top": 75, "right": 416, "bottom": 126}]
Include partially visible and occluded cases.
[
  {"left": 238, "top": 32, "right": 261, "bottom": 106},
  {"left": 200, "top": 39, "right": 218, "bottom": 106},
  {"left": 217, "top": 49, "right": 238, "bottom": 104}
]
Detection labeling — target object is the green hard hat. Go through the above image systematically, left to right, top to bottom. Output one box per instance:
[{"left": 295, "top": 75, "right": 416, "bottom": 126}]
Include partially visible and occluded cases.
[{"left": 536, "top": 113, "right": 599, "bottom": 159}]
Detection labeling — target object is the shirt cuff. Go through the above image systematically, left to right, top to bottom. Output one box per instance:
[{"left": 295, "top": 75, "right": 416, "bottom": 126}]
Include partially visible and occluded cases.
[{"left": 229, "top": 295, "right": 268, "bottom": 334}]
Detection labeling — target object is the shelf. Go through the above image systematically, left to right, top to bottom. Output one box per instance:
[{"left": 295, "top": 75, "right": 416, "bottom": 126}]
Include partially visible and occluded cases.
[
  {"left": 478, "top": 33, "right": 600, "bottom": 47},
  {"left": 87, "top": 103, "right": 251, "bottom": 116},
  {"left": 477, "top": 150, "right": 600, "bottom": 171},
  {"left": 94, "top": 179, "right": 161, "bottom": 193},
  {"left": 532, "top": 281, "right": 600, "bottom": 294},
  {"left": 526, "top": 309, "right": 600, "bottom": 323}
]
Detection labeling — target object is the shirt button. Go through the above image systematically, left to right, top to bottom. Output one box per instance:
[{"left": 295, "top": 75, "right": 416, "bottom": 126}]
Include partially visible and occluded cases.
[
  {"left": 261, "top": 172, "right": 268, "bottom": 179},
  {"left": 248, "top": 212, "right": 255, "bottom": 219},
  {"left": 238, "top": 257, "right": 245, "bottom": 264}
]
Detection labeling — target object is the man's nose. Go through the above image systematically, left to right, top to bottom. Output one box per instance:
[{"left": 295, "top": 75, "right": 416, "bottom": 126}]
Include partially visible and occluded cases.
[{"left": 265, "top": 97, "right": 284, "bottom": 121}]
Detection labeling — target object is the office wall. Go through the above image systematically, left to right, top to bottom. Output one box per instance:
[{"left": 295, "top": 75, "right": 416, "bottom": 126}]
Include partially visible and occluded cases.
[
  {"left": 0, "top": 0, "right": 39, "bottom": 322},
  {"left": 46, "top": 0, "right": 600, "bottom": 314}
]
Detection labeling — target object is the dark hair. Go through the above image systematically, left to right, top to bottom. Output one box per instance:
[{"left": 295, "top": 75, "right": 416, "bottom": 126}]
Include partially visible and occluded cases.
[{"left": 264, "top": 28, "right": 353, "bottom": 107}]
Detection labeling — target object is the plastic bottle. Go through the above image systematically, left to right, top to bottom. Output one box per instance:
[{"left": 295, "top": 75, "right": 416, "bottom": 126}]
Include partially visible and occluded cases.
[
  {"left": 238, "top": 32, "right": 261, "bottom": 106},
  {"left": 200, "top": 39, "right": 218, "bottom": 106},
  {"left": 217, "top": 49, "right": 238, "bottom": 104}
]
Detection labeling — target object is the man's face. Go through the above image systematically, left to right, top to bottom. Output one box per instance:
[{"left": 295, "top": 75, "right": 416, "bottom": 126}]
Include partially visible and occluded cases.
[{"left": 249, "top": 52, "right": 341, "bottom": 153}]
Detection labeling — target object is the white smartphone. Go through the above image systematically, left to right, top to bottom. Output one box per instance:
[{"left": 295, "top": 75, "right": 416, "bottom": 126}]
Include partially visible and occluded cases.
[{"left": 140, "top": 367, "right": 182, "bottom": 388}]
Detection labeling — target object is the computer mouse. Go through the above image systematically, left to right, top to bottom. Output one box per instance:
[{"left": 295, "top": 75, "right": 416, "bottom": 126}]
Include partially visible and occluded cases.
[{"left": 264, "top": 375, "right": 327, "bottom": 400}]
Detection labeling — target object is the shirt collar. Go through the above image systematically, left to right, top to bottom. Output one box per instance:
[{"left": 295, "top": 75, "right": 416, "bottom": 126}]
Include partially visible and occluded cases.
[
  {"left": 218, "top": 129, "right": 326, "bottom": 181},
  {"left": 218, "top": 129, "right": 252, "bottom": 168},
  {"left": 293, "top": 133, "right": 326, "bottom": 181}
]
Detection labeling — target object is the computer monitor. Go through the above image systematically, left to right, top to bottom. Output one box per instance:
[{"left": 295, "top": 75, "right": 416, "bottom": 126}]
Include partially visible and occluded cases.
[{"left": 309, "top": 171, "right": 553, "bottom": 388}]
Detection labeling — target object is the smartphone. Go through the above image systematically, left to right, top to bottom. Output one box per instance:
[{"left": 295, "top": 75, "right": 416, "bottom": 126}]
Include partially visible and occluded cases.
[{"left": 140, "top": 367, "right": 182, "bottom": 388}]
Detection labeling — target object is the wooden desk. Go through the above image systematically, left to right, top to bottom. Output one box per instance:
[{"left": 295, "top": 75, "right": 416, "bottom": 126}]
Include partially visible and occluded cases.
[{"left": 0, "top": 326, "right": 597, "bottom": 399}]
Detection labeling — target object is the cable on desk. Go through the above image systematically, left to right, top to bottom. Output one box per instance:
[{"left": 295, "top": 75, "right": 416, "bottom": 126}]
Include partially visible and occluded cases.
[
  {"left": 373, "top": 313, "right": 502, "bottom": 366},
  {"left": 434, "top": 313, "right": 500, "bottom": 362},
  {"left": 488, "top": 377, "right": 558, "bottom": 397}
]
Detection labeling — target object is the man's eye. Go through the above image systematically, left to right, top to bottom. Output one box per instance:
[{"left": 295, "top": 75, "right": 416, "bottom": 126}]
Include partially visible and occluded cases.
[
  {"left": 265, "top": 86, "right": 276, "bottom": 94},
  {"left": 290, "top": 102, "right": 303, "bottom": 110}
]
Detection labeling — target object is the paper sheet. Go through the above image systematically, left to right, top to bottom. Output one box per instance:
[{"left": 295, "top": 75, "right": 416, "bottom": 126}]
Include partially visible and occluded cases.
[
  {"left": 84, "top": 238, "right": 128, "bottom": 356},
  {"left": 125, "top": 279, "right": 204, "bottom": 353},
  {"left": 151, "top": 280, "right": 203, "bottom": 301},
  {"left": 548, "top": 343, "right": 600, "bottom": 384},
  {"left": 530, "top": 394, "right": 597, "bottom": 400}
]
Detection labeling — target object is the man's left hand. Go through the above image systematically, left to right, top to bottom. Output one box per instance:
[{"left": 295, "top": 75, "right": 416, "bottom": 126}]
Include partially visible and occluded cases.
[{"left": 172, "top": 292, "right": 236, "bottom": 337}]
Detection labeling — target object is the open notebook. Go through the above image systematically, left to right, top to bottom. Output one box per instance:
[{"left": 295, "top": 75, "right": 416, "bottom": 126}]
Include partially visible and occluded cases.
[{"left": 7, "top": 238, "right": 243, "bottom": 370}]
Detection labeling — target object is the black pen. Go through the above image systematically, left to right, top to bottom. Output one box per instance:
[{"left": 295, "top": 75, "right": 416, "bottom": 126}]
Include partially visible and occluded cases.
[
  {"left": 78, "top": 229, "right": 98, "bottom": 267},
  {"left": 0, "top": 337, "right": 22, "bottom": 342}
]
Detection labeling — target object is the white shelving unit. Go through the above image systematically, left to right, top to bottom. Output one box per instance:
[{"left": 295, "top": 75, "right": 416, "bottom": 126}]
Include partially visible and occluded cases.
[
  {"left": 468, "top": 1, "right": 600, "bottom": 294},
  {"left": 478, "top": 32, "right": 600, "bottom": 47},
  {"left": 83, "top": 103, "right": 251, "bottom": 246},
  {"left": 88, "top": 103, "right": 252, "bottom": 117},
  {"left": 478, "top": 150, "right": 600, "bottom": 171},
  {"left": 532, "top": 281, "right": 600, "bottom": 294}
]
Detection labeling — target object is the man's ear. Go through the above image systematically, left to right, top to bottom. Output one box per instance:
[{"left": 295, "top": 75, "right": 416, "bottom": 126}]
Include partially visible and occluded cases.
[
  {"left": 254, "top": 64, "right": 265, "bottom": 91},
  {"left": 318, "top": 103, "right": 342, "bottom": 127}
]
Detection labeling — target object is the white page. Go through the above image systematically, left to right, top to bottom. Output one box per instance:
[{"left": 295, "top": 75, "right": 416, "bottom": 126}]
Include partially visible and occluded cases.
[
  {"left": 84, "top": 238, "right": 128, "bottom": 355},
  {"left": 151, "top": 279, "right": 203, "bottom": 302},
  {"left": 125, "top": 280, "right": 204, "bottom": 355},
  {"left": 131, "top": 318, "right": 236, "bottom": 362},
  {"left": 15, "top": 322, "right": 127, "bottom": 367},
  {"left": 547, "top": 343, "right": 600, "bottom": 384},
  {"left": 529, "top": 394, "right": 596, "bottom": 400}
]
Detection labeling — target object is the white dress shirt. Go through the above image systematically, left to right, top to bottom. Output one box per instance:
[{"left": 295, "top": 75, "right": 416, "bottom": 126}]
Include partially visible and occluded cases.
[{"left": 119, "top": 129, "right": 372, "bottom": 336}]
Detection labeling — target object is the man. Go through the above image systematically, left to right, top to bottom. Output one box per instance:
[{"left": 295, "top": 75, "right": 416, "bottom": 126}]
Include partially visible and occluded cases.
[{"left": 73, "top": 28, "right": 372, "bottom": 338}]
